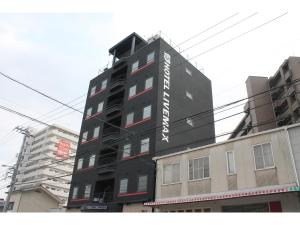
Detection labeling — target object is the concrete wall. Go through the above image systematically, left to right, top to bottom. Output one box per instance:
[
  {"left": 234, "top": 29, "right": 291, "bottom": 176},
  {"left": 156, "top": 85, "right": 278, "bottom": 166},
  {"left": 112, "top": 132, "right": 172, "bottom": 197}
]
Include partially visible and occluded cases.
[
  {"left": 155, "top": 127, "right": 298, "bottom": 200},
  {"left": 9, "top": 190, "right": 60, "bottom": 212}
]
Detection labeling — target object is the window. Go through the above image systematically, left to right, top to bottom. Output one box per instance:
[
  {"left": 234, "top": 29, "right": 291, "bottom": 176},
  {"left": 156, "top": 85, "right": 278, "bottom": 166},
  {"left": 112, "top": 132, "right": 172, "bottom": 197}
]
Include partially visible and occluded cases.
[
  {"left": 147, "top": 51, "right": 155, "bottom": 63},
  {"left": 132, "top": 60, "right": 139, "bottom": 73},
  {"left": 186, "top": 68, "right": 192, "bottom": 76},
  {"left": 145, "top": 77, "right": 153, "bottom": 90},
  {"left": 101, "top": 79, "right": 107, "bottom": 90},
  {"left": 129, "top": 85, "right": 137, "bottom": 98},
  {"left": 90, "top": 86, "right": 96, "bottom": 96},
  {"left": 186, "top": 91, "right": 193, "bottom": 100},
  {"left": 97, "top": 102, "right": 104, "bottom": 113},
  {"left": 143, "top": 105, "right": 152, "bottom": 119},
  {"left": 86, "top": 107, "right": 92, "bottom": 119},
  {"left": 126, "top": 112, "right": 134, "bottom": 126},
  {"left": 186, "top": 118, "right": 194, "bottom": 127},
  {"left": 93, "top": 126, "right": 100, "bottom": 138},
  {"left": 81, "top": 131, "right": 88, "bottom": 143},
  {"left": 141, "top": 138, "right": 150, "bottom": 153},
  {"left": 253, "top": 143, "right": 274, "bottom": 170},
  {"left": 123, "top": 144, "right": 131, "bottom": 158},
  {"left": 226, "top": 151, "right": 235, "bottom": 174},
  {"left": 89, "top": 155, "right": 95, "bottom": 167},
  {"left": 189, "top": 157, "right": 209, "bottom": 180},
  {"left": 77, "top": 158, "right": 83, "bottom": 170},
  {"left": 163, "top": 163, "right": 180, "bottom": 184},
  {"left": 137, "top": 175, "right": 148, "bottom": 192},
  {"left": 119, "top": 178, "right": 128, "bottom": 194},
  {"left": 84, "top": 184, "right": 91, "bottom": 198},
  {"left": 72, "top": 186, "right": 78, "bottom": 199}
]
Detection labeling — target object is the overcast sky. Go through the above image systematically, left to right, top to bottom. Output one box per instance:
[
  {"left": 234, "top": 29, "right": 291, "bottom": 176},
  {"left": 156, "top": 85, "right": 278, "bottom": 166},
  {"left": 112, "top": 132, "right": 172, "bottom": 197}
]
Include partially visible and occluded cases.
[{"left": 0, "top": 0, "right": 300, "bottom": 198}]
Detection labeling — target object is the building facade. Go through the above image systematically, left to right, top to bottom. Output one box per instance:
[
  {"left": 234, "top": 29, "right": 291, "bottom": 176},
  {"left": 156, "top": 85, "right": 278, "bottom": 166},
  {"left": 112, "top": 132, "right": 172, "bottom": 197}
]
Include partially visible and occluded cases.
[
  {"left": 67, "top": 33, "right": 215, "bottom": 212},
  {"left": 230, "top": 56, "right": 300, "bottom": 139},
  {"left": 145, "top": 123, "right": 300, "bottom": 212},
  {"left": 11, "top": 125, "right": 79, "bottom": 210}
]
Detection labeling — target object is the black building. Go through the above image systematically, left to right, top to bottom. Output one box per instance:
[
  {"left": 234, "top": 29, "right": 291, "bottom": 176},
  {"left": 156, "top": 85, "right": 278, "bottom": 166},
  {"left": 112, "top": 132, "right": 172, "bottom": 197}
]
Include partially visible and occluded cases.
[{"left": 67, "top": 33, "right": 215, "bottom": 212}]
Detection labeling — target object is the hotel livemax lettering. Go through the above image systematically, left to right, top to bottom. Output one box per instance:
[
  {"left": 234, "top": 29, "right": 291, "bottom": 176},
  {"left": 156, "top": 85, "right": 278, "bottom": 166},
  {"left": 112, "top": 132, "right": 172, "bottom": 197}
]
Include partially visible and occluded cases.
[
  {"left": 67, "top": 33, "right": 215, "bottom": 212},
  {"left": 162, "top": 52, "right": 171, "bottom": 143}
]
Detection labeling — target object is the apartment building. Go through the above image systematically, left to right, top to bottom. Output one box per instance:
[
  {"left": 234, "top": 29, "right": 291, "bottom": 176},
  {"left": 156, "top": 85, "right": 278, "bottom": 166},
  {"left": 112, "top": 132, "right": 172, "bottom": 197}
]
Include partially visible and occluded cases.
[
  {"left": 67, "top": 32, "right": 215, "bottom": 212},
  {"left": 230, "top": 56, "right": 300, "bottom": 139},
  {"left": 145, "top": 123, "right": 300, "bottom": 212},
  {"left": 8, "top": 125, "right": 79, "bottom": 212}
]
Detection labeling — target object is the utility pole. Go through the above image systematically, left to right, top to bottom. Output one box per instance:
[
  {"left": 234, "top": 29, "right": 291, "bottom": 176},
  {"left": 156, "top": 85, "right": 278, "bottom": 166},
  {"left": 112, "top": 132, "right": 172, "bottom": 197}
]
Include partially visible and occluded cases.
[{"left": 2, "top": 127, "right": 32, "bottom": 212}]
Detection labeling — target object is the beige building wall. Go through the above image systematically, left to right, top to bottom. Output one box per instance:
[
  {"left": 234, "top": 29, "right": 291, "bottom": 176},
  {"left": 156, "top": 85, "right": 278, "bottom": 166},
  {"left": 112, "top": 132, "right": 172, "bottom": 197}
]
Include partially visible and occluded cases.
[
  {"left": 155, "top": 126, "right": 298, "bottom": 202},
  {"left": 9, "top": 189, "right": 60, "bottom": 212},
  {"left": 122, "top": 203, "right": 152, "bottom": 212}
]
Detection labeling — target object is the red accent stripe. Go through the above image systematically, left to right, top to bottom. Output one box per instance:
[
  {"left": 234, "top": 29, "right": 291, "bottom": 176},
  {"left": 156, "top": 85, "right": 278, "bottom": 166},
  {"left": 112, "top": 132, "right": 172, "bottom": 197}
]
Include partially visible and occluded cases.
[
  {"left": 130, "top": 61, "right": 154, "bottom": 76},
  {"left": 89, "top": 88, "right": 106, "bottom": 98},
  {"left": 128, "top": 88, "right": 152, "bottom": 101},
  {"left": 85, "top": 111, "right": 102, "bottom": 121},
  {"left": 125, "top": 117, "right": 151, "bottom": 128},
  {"left": 81, "top": 138, "right": 98, "bottom": 145},
  {"left": 121, "top": 152, "right": 149, "bottom": 161},
  {"left": 76, "top": 166, "right": 94, "bottom": 173},
  {"left": 118, "top": 192, "right": 148, "bottom": 197},
  {"left": 70, "top": 198, "right": 90, "bottom": 202}
]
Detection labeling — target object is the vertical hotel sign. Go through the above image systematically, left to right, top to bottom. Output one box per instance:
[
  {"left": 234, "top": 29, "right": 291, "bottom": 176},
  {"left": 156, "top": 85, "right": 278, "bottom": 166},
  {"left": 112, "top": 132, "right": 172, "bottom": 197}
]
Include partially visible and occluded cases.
[
  {"left": 161, "top": 52, "right": 171, "bottom": 143},
  {"left": 57, "top": 139, "right": 71, "bottom": 159}
]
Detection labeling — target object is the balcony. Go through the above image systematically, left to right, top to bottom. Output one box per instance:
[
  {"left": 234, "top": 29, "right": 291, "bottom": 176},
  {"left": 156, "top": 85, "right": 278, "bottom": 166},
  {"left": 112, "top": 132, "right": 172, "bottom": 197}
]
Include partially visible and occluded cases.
[
  {"left": 284, "top": 70, "right": 292, "bottom": 82},
  {"left": 269, "top": 72, "right": 282, "bottom": 88},
  {"left": 110, "top": 79, "right": 126, "bottom": 93},
  {"left": 287, "top": 86, "right": 295, "bottom": 96},
  {"left": 270, "top": 87, "right": 284, "bottom": 101},
  {"left": 105, "top": 104, "right": 122, "bottom": 117},
  {"left": 102, "top": 128, "right": 121, "bottom": 143},
  {"left": 97, "top": 164, "right": 116, "bottom": 175}
]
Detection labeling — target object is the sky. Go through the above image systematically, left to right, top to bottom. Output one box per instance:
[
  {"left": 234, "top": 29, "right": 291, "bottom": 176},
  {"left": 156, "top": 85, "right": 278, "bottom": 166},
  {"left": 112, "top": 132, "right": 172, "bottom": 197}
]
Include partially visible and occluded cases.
[{"left": 0, "top": 0, "right": 300, "bottom": 198}]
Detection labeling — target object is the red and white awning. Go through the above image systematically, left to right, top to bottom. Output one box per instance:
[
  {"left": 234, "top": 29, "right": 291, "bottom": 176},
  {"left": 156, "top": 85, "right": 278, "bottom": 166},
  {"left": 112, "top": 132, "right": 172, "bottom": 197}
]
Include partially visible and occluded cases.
[{"left": 144, "top": 184, "right": 300, "bottom": 207}]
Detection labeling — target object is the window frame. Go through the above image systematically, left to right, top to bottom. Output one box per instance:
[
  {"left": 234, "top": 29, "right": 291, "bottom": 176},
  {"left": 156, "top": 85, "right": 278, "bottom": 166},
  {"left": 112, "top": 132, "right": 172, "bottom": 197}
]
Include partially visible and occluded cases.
[
  {"left": 147, "top": 51, "right": 155, "bottom": 64},
  {"left": 132, "top": 60, "right": 139, "bottom": 73},
  {"left": 185, "top": 68, "right": 192, "bottom": 76},
  {"left": 145, "top": 77, "right": 153, "bottom": 90},
  {"left": 101, "top": 79, "right": 107, "bottom": 90},
  {"left": 129, "top": 85, "right": 137, "bottom": 98},
  {"left": 90, "top": 86, "right": 96, "bottom": 96},
  {"left": 186, "top": 91, "right": 193, "bottom": 100},
  {"left": 97, "top": 101, "right": 104, "bottom": 113},
  {"left": 143, "top": 105, "right": 152, "bottom": 120},
  {"left": 86, "top": 107, "right": 92, "bottom": 119},
  {"left": 126, "top": 112, "right": 134, "bottom": 126},
  {"left": 93, "top": 126, "right": 100, "bottom": 139},
  {"left": 81, "top": 131, "right": 88, "bottom": 143},
  {"left": 140, "top": 137, "right": 150, "bottom": 153},
  {"left": 252, "top": 142, "right": 275, "bottom": 171},
  {"left": 122, "top": 143, "right": 131, "bottom": 158},
  {"left": 226, "top": 151, "right": 236, "bottom": 175},
  {"left": 89, "top": 155, "right": 95, "bottom": 167},
  {"left": 188, "top": 156, "right": 210, "bottom": 181},
  {"left": 77, "top": 158, "right": 83, "bottom": 170},
  {"left": 162, "top": 162, "right": 181, "bottom": 185},
  {"left": 137, "top": 175, "right": 148, "bottom": 192},
  {"left": 119, "top": 178, "right": 128, "bottom": 194},
  {"left": 84, "top": 184, "right": 92, "bottom": 198},
  {"left": 72, "top": 186, "right": 78, "bottom": 199}
]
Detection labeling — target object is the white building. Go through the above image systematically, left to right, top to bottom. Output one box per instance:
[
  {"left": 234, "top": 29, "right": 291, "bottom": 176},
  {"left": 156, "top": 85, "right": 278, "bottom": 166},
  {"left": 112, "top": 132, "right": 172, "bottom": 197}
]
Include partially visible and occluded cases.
[
  {"left": 145, "top": 123, "right": 300, "bottom": 212},
  {"left": 9, "top": 125, "right": 79, "bottom": 212}
]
